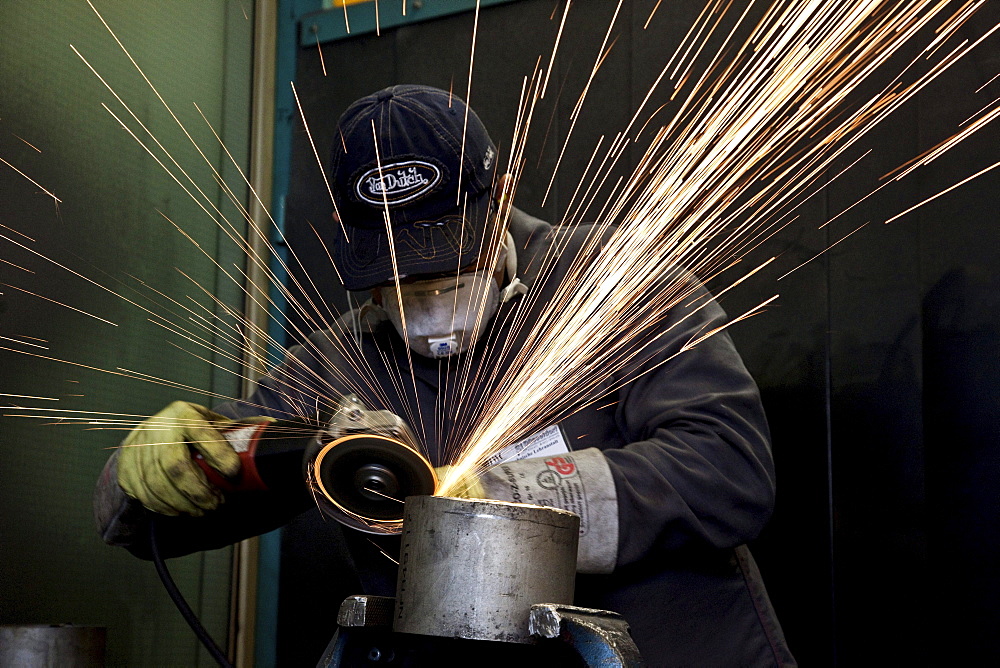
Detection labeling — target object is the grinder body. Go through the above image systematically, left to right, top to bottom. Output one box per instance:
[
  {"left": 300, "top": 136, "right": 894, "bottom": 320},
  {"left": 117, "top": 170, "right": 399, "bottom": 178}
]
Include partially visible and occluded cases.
[
  {"left": 192, "top": 395, "right": 436, "bottom": 532},
  {"left": 193, "top": 420, "right": 310, "bottom": 494}
]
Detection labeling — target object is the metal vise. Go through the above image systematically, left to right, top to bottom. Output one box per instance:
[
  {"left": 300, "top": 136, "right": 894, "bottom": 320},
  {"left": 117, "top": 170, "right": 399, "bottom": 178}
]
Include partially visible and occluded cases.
[{"left": 318, "top": 496, "right": 644, "bottom": 667}]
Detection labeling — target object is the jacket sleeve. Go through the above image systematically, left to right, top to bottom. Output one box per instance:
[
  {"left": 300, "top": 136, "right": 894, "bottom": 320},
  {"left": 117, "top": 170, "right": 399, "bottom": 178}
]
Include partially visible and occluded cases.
[
  {"left": 474, "top": 281, "right": 774, "bottom": 574},
  {"left": 605, "top": 283, "right": 775, "bottom": 568},
  {"left": 214, "top": 327, "right": 357, "bottom": 422},
  {"left": 94, "top": 448, "right": 314, "bottom": 560}
]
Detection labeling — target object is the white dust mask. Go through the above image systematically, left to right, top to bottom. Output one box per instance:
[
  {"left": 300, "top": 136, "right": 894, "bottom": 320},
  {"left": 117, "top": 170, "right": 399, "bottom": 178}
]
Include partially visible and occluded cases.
[
  {"left": 380, "top": 234, "right": 524, "bottom": 358},
  {"left": 381, "top": 268, "right": 500, "bottom": 358}
]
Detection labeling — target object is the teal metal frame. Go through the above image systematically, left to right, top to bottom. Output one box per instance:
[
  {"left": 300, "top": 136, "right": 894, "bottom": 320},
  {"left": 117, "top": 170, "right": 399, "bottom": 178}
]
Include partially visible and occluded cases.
[
  {"left": 262, "top": 1, "right": 523, "bottom": 664},
  {"left": 255, "top": 5, "right": 318, "bottom": 666}
]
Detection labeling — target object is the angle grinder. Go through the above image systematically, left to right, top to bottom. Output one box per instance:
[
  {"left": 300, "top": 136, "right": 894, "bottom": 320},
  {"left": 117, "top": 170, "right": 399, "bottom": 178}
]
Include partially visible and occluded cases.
[{"left": 193, "top": 394, "right": 436, "bottom": 533}]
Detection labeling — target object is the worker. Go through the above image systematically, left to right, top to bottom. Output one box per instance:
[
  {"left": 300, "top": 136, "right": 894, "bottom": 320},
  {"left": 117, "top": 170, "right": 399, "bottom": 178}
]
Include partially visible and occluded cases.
[{"left": 95, "top": 85, "right": 795, "bottom": 665}]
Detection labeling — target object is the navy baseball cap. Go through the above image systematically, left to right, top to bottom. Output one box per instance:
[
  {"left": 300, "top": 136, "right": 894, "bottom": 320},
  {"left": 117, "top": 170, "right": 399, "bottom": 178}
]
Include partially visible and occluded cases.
[{"left": 329, "top": 85, "right": 499, "bottom": 290}]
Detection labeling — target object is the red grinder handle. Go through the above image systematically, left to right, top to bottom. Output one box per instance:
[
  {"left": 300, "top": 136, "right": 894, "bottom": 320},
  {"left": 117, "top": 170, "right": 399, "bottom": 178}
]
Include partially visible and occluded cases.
[{"left": 192, "top": 422, "right": 270, "bottom": 493}]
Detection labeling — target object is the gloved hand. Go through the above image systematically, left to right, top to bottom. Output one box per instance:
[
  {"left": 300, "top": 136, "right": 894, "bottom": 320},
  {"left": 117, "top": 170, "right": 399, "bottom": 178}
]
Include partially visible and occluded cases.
[
  {"left": 116, "top": 401, "right": 250, "bottom": 516},
  {"left": 434, "top": 465, "right": 486, "bottom": 499}
]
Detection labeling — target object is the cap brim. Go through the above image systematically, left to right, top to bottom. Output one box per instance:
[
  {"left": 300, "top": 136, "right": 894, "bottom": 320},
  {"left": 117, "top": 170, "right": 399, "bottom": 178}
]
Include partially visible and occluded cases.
[{"left": 333, "top": 187, "right": 493, "bottom": 291}]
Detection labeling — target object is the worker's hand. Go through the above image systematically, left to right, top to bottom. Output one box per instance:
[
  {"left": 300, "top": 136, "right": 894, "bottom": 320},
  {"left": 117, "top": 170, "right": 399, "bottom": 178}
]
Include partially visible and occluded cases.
[
  {"left": 116, "top": 401, "right": 244, "bottom": 516},
  {"left": 434, "top": 465, "right": 486, "bottom": 499}
]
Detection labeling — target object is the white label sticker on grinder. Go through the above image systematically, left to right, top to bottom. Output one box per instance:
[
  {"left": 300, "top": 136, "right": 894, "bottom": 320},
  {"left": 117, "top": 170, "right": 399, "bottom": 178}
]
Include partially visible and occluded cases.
[
  {"left": 481, "top": 424, "right": 569, "bottom": 469},
  {"left": 223, "top": 425, "right": 260, "bottom": 454}
]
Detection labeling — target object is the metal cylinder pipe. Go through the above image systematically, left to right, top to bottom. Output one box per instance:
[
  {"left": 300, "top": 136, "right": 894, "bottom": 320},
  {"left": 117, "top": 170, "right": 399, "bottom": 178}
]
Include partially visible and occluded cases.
[
  {"left": 394, "top": 495, "right": 579, "bottom": 644},
  {"left": 0, "top": 625, "right": 106, "bottom": 667}
]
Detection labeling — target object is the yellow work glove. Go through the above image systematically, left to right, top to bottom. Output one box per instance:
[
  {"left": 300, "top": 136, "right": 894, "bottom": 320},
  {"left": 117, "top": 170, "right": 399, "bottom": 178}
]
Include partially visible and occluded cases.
[
  {"left": 117, "top": 401, "right": 242, "bottom": 516},
  {"left": 434, "top": 465, "right": 486, "bottom": 499}
]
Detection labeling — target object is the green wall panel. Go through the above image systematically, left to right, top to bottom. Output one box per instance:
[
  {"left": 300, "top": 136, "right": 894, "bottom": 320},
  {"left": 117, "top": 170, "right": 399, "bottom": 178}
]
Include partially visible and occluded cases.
[{"left": 1, "top": 1, "right": 253, "bottom": 665}]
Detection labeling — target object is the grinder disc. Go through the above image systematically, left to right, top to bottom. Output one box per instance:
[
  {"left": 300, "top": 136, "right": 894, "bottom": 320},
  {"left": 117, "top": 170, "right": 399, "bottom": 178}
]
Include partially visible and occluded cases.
[{"left": 310, "top": 434, "right": 436, "bottom": 530}]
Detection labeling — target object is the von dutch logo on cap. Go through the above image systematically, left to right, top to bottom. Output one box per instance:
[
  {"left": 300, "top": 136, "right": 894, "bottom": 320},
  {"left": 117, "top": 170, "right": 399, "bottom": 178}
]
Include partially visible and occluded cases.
[{"left": 354, "top": 159, "right": 443, "bottom": 207}]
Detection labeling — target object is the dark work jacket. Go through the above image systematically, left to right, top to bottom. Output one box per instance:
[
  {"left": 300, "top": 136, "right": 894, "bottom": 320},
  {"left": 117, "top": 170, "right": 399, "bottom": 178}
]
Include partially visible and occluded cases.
[{"left": 95, "top": 208, "right": 795, "bottom": 666}]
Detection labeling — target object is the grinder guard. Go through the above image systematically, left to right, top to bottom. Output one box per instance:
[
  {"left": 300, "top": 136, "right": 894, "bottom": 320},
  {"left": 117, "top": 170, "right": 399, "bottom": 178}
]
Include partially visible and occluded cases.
[
  {"left": 303, "top": 395, "right": 437, "bottom": 534},
  {"left": 308, "top": 433, "right": 436, "bottom": 533}
]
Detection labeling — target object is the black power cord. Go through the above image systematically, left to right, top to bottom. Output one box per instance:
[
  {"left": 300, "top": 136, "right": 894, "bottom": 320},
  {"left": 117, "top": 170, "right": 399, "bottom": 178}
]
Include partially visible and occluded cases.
[{"left": 149, "top": 519, "right": 234, "bottom": 668}]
